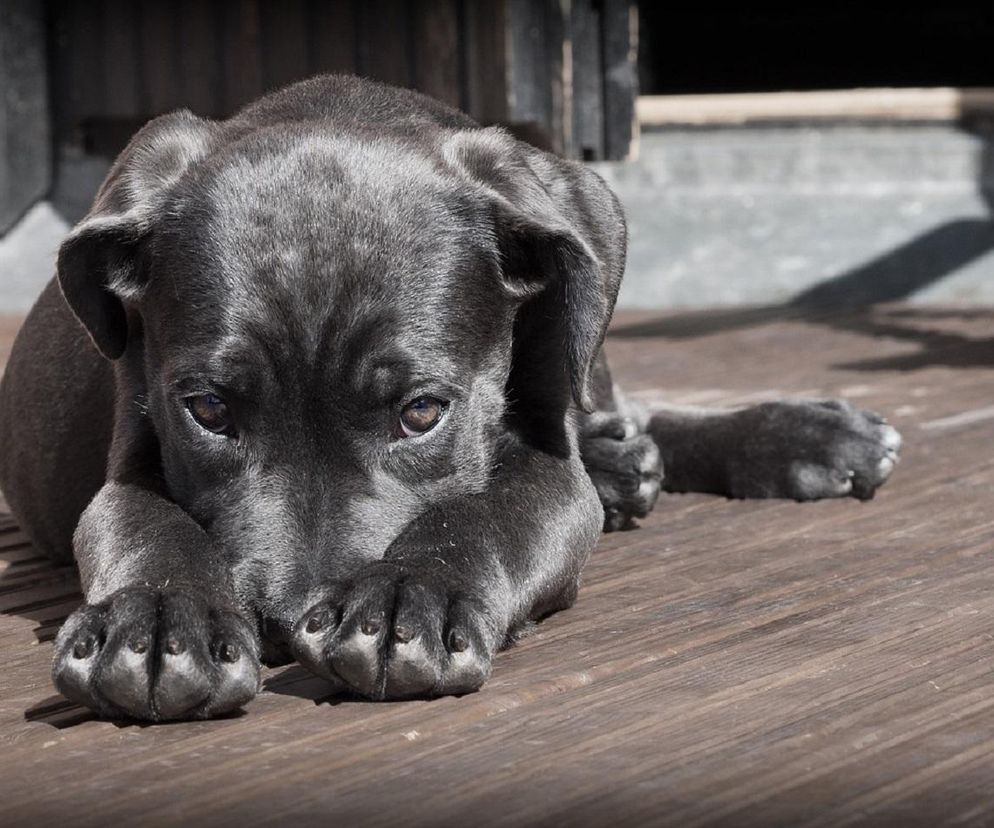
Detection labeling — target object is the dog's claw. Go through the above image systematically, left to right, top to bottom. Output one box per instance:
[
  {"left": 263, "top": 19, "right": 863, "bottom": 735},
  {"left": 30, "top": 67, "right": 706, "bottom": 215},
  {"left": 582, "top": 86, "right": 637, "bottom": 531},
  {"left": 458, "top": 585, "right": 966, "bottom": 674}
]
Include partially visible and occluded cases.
[
  {"left": 305, "top": 611, "right": 328, "bottom": 633},
  {"left": 73, "top": 637, "right": 95, "bottom": 659},
  {"left": 219, "top": 642, "right": 240, "bottom": 663}
]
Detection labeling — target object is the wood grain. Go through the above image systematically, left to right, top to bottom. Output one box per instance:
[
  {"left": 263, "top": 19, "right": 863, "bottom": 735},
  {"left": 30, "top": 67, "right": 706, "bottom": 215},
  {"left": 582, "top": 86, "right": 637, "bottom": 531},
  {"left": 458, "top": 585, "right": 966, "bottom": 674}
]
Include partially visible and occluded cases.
[{"left": 1, "top": 305, "right": 992, "bottom": 825}]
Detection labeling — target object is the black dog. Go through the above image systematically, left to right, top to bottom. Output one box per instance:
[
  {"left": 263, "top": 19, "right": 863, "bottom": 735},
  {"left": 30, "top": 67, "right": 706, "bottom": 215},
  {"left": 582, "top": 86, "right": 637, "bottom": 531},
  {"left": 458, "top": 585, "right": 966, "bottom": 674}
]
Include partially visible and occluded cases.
[{"left": 0, "top": 76, "right": 901, "bottom": 721}]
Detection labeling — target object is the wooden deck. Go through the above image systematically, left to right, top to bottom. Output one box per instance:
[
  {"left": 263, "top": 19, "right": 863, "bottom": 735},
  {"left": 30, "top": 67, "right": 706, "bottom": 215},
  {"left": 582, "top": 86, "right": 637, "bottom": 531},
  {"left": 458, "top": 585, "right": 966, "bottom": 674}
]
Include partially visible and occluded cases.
[{"left": 2, "top": 305, "right": 993, "bottom": 826}]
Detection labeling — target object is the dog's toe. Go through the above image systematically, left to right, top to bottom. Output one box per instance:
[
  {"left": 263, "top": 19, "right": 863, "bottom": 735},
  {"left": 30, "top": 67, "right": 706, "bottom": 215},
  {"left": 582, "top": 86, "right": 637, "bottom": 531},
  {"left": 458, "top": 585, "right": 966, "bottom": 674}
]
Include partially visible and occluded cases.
[
  {"left": 582, "top": 411, "right": 640, "bottom": 441},
  {"left": 879, "top": 423, "right": 903, "bottom": 452},
  {"left": 788, "top": 462, "right": 854, "bottom": 500},
  {"left": 383, "top": 581, "right": 445, "bottom": 698},
  {"left": 54, "top": 588, "right": 159, "bottom": 719},
  {"left": 151, "top": 592, "right": 215, "bottom": 718},
  {"left": 438, "top": 598, "right": 492, "bottom": 694},
  {"left": 294, "top": 604, "right": 341, "bottom": 681},
  {"left": 52, "top": 605, "right": 108, "bottom": 713},
  {"left": 206, "top": 613, "right": 262, "bottom": 715},
  {"left": 385, "top": 637, "right": 441, "bottom": 698},
  {"left": 155, "top": 650, "right": 212, "bottom": 719}
]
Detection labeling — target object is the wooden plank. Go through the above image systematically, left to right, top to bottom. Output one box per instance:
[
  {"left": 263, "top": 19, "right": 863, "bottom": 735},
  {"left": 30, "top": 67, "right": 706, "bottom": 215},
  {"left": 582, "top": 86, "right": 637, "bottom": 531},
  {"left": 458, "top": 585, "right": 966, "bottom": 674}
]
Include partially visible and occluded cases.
[
  {"left": 48, "top": 0, "right": 106, "bottom": 149},
  {"left": 101, "top": 0, "right": 141, "bottom": 119},
  {"left": 137, "top": 0, "right": 180, "bottom": 116},
  {"left": 176, "top": 0, "right": 222, "bottom": 117},
  {"left": 218, "top": 0, "right": 263, "bottom": 116},
  {"left": 259, "top": 0, "right": 310, "bottom": 93},
  {"left": 307, "top": 0, "right": 358, "bottom": 76},
  {"left": 355, "top": 0, "right": 412, "bottom": 89},
  {"left": 411, "top": 0, "right": 461, "bottom": 108},
  {"left": 461, "top": 0, "right": 508, "bottom": 124},
  {"left": 504, "top": 0, "right": 565, "bottom": 153},
  {"left": 570, "top": 0, "right": 605, "bottom": 160},
  {"left": 601, "top": 0, "right": 638, "bottom": 160},
  {"left": 637, "top": 87, "right": 994, "bottom": 127},
  {"left": 2, "top": 305, "right": 994, "bottom": 823}
]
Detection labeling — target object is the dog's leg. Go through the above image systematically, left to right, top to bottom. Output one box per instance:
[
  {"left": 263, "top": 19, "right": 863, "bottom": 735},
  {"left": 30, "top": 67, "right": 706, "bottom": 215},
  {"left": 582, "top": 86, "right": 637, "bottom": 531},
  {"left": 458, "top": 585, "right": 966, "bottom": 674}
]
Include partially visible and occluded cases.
[
  {"left": 580, "top": 350, "right": 901, "bottom": 512},
  {"left": 646, "top": 399, "right": 902, "bottom": 501},
  {"left": 291, "top": 436, "right": 602, "bottom": 700},
  {"left": 52, "top": 475, "right": 261, "bottom": 721}
]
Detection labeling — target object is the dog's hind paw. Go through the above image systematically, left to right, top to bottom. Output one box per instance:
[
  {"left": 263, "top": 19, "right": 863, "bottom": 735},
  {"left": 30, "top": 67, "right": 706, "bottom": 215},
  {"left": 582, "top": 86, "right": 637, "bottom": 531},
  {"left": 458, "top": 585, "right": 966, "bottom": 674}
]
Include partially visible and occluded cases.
[
  {"left": 728, "top": 400, "right": 902, "bottom": 501},
  {"left": 581, "top": 412, "right": 663, "bottom": 531},
  {"left": 291, "top": 563, "right": 497, "bottom": 700},
  {"left": 52, "top": 586, "right": 260, "bottom": 721}
]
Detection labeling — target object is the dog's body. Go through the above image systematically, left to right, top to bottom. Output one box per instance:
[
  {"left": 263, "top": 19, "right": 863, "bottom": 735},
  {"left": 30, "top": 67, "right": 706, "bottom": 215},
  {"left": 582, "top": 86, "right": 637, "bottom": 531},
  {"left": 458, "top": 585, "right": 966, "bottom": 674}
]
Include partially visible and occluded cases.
[{"left": 0, "top": 76, "right": 901, "bottom": 720}]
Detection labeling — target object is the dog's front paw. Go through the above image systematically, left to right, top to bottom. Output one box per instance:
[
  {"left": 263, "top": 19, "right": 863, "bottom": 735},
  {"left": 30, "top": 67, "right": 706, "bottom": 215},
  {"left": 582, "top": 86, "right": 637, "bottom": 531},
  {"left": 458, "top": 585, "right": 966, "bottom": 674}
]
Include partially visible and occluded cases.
[
  {"left": 733, "top": 400, "right": 902, "bottom": 501},
  {"left": 581, "top": 412, "right": 663, "bottom": 531},
  {"left": 292, "top": 564, "right": 497, "bottom": 700},
  {"left": 52, "top": 586, "right": 260, "bottom": 721}
]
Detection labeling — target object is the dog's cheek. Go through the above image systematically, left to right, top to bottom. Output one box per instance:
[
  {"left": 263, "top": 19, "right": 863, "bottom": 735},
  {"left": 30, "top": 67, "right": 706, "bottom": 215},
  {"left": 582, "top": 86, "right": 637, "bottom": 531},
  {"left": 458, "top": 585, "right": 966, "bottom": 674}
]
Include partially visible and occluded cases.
[
  {"left": 462, "top": 374, "right": 509, "bottom": 476},
  {"left": 157, "top": 429, "right": 244, "bottom": 524}
]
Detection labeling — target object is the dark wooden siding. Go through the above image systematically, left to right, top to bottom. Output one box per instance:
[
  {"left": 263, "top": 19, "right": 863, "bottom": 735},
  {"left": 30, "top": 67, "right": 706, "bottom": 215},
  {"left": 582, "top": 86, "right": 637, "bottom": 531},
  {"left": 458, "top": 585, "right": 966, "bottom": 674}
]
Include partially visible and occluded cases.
[{"left": 46, "top": 0, "right": 637, "bottom": 160}]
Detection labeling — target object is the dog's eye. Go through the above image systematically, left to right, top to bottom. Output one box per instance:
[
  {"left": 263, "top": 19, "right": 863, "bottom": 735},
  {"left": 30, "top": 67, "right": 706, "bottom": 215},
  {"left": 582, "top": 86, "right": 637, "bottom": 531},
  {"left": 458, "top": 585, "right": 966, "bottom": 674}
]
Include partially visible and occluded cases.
[
  {"left": 186, "top": 393, "right": 235, "bottom": 436},
  {"left": 398, "top": 396, "right": 446, "bottom": 437}
]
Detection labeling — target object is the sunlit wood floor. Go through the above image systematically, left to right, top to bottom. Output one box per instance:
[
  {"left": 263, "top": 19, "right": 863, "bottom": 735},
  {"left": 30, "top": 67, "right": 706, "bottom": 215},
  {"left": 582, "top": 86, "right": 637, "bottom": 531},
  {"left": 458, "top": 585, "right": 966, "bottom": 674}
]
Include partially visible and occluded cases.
[{"left": 2, "top": 305, "right": 993, "bottom": 826}]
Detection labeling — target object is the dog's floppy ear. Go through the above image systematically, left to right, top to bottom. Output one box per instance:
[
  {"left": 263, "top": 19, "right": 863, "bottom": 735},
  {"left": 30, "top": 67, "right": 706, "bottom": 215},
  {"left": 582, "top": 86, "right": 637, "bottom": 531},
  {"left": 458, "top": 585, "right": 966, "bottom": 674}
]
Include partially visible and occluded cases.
[
  {"left": 57, "top": 110, "right": 216, "bottom": 359},
  {"left": 445, "top": 128, "right": 626, "bottom": 412},
  {"left": 57, "top": 210, "right": 151, "bottom": 360}
]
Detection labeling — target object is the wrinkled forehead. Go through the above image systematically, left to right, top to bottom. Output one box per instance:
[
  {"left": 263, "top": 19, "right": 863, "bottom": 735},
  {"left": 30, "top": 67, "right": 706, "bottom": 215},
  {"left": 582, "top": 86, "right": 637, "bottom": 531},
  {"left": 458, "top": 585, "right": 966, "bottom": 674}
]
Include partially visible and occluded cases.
[
  {"left": 147, "top": 131, "right": 508, "bottom": 390},
  {"left": 208, "top": 133, "right": 473, "bottom": 285}
]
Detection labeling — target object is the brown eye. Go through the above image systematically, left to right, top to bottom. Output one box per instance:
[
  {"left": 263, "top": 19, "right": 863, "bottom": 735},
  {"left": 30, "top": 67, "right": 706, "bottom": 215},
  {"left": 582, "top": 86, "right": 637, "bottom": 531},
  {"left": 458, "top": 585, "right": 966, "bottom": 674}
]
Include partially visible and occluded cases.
[
  {"left": 187, "top": 393, "right": 235, "bottom": 436},
  {"left": 398, "top": 396, "right": 446, "bottom": 437}
]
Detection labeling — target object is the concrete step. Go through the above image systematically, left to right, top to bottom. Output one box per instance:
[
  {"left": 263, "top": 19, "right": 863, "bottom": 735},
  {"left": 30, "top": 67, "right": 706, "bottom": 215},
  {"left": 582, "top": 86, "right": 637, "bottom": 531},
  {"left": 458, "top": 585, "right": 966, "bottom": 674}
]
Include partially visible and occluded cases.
[{"left": 592, "top": 124, "right": 994, "bottom": 308}]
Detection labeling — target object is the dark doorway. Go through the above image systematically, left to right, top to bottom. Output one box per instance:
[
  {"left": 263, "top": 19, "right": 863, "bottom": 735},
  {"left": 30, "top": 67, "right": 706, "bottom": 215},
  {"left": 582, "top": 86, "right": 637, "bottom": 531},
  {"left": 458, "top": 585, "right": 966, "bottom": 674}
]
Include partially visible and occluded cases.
[{"left": 639, "top": 7, "right": 994, "bottom": 95}]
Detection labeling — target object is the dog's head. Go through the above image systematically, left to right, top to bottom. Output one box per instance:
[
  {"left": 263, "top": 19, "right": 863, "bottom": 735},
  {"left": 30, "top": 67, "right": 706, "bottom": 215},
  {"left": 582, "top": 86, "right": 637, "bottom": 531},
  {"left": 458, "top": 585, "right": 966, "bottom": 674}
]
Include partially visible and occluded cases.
[{"left": 56, "top": 103, "right": 624, "bottom": 618}]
